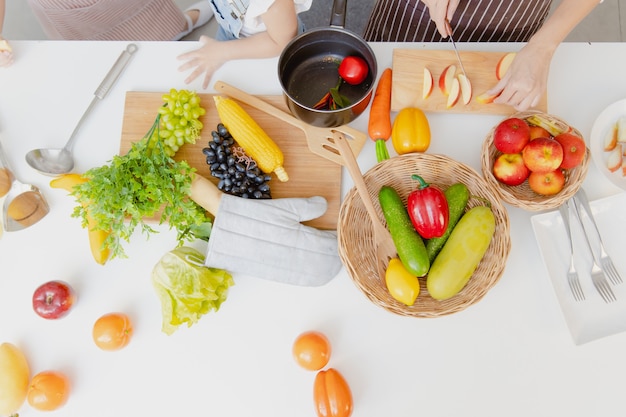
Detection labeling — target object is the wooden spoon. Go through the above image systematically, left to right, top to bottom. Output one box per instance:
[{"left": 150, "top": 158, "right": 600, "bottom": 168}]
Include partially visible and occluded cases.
[{"left": 331, "top": 131, "right": 396, "bottom": 281}]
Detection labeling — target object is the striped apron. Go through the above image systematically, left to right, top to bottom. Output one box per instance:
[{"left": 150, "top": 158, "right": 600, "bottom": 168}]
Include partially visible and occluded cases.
[{"left": 363, "top": 0, "right": 551, "bottom": 42}]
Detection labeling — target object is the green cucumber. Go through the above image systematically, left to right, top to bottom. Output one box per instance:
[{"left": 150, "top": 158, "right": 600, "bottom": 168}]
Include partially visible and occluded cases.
[
  {"left": 426, "top": 183, "right": 470, "bottom": 263},
  {"left": 378, "top": 185, "right": 429, "bottom": 277}
]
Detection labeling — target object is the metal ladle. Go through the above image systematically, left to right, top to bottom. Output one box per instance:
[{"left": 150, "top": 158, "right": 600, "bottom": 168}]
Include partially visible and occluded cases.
[
  {"left": 25, "top": 43, "right": 138, "bottom": 176},
  {"left": 0, "top": 138, "right": 49, "bottom": 232}
]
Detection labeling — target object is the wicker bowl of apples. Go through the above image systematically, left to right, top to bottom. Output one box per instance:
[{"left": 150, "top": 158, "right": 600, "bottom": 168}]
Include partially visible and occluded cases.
[{"left": 481, "top": 111, "right": 590, "bottom": 211}]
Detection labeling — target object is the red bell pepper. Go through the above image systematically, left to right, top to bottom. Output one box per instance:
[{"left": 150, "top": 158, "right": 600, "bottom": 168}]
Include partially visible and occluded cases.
[{"left": 407, "top": 175, "right": 449, "bottom": 239}]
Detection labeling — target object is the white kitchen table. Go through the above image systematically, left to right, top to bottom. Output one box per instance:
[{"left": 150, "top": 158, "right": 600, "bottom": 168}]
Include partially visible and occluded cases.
[{"left": 1, "top": 40, "right": 626, "bottom": 417}]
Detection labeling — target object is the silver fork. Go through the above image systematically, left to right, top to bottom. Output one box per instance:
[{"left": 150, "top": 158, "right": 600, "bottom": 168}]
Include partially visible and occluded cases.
[
  {"left": 574, "top": 189, "right": 623, "bottom": 285},
  {"left": 571, "top": 198, "right": 616, "bottom": 303},
  {"left": 559, "top": 201, "right": 585, "bottom": 301}
]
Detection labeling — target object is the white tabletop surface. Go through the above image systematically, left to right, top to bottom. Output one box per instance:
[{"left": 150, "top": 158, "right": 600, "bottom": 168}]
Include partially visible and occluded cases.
[{"left": 1, "top": 40, "right": 626, "bottom": 417}]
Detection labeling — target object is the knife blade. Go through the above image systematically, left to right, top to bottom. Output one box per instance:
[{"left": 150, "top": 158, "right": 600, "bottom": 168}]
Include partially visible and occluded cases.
[{"left": 446, "top": 20, "right": 467, "bottom": 77}]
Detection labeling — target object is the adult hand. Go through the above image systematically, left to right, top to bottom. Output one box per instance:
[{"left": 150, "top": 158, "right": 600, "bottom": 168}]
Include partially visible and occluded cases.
[
  {"left": 420, "top": 0, "right": 461, "bottom": 37},
  {"left": 177, "top": 35, "right": 227, "bottom": 89},
  {"left": 487, "top": 44, "right": 553, "bottom": 111}
]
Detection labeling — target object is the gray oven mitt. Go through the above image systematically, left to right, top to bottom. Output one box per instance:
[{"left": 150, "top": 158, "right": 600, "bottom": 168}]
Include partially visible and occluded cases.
[{"left": 204, "top": 194, "right": 342, "bottom": 286}]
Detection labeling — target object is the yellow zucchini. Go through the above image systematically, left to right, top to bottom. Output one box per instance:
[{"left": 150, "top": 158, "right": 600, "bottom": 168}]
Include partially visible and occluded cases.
[{"left": 426, "top": 205, "right": 495, "bottom": 300}]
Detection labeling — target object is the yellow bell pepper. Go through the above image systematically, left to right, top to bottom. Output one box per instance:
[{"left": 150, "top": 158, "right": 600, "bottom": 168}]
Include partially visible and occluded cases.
[
  {"left": 391, "top": 107, "right": 431, "bottom": 154},
  {"left": 385, "top": 257, "right": 421, "bottom": 305}
]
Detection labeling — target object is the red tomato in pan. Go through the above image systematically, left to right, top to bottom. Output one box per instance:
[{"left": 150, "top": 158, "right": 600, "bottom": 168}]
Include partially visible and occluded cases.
[{"left": 338, "top": 56, "right": 369, "bottom": 85}]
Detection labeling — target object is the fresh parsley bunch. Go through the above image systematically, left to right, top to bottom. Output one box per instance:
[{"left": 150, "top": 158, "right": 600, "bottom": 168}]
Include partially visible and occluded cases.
[{"left": 71, "top": 91, "right": 211, "bottom": 260}]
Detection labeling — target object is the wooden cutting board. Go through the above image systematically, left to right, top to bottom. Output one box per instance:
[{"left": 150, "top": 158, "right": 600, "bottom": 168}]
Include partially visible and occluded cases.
[
  {"left": 391, "top": 48, "right": 548, "bottom": 114},
  {"left": 119, "top": 92, "right": 342, "bottom": 230}
]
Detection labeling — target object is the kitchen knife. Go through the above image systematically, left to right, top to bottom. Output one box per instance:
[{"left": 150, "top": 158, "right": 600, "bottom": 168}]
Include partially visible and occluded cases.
[{"left": 446, "top": 20, "right": 467, "bottom": 77}]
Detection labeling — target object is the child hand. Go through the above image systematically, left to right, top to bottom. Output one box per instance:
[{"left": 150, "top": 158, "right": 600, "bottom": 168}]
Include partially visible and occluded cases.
[{"left": 177, "top": 35, "right": 227, "bottom": 89}]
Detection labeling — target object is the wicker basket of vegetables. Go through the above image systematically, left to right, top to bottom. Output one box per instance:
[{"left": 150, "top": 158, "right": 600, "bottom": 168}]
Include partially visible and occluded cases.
[{"left": 337, "top": 153, "right": 511, "bottom": 318}]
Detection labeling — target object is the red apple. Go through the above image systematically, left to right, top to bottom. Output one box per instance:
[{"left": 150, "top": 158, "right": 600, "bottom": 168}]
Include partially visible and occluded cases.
[
  {"left": 493, "top": 117, "right": 531, "bottom": 154},
  {"left": 529, "top": 125, "right": 551, "bottom": 140},
  {"left": 554, "top": 133, "right": 586, "bottom": 169},
  {"left": 522, "top": 137, "right": 564, "bottom": 173},
  {"left": 492, "top": 153, "right": 530, "bottom": 186},
  {"left": 528, "top": 169, "right": 565, "bottom": 195},
  {"left": 32, "top": 281, "right": 75, "bottom": 319}
]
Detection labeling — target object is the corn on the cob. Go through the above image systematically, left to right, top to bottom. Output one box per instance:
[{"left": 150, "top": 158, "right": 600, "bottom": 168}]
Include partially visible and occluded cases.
[{"left": 213, "top": 96, "right": 289, "bottom": 182}]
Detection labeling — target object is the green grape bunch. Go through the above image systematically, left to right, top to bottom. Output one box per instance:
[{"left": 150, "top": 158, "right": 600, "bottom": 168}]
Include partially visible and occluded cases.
[{"left": 144, "top": 89, "right": 207, "bottom": 156}]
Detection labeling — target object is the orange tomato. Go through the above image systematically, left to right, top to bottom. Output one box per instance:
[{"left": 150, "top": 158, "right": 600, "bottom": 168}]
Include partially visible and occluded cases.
[
  {"left": 92, "top": 312, "right": 133, "bottom": 351},
  {"left": 292, "top": 331, "right": 331, "bottom": 371},
  {"left": 313, "top": 368, "right": 353, "bottom": 417},
  {"left": 27, "top": 371, "right": 70, "bottom": 411}
]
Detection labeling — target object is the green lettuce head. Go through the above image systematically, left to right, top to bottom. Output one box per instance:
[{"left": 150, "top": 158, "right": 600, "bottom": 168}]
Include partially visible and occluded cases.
[{"left": 152, "top": 246, "right": 234, "bottom": 335}]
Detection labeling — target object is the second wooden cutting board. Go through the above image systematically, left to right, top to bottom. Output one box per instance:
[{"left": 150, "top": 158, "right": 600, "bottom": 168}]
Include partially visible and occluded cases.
[
  {"left": 391, "top": 48, "right": 548, "bottom": 114},
  {"left": 119, "top": 92, "right": 342, "bottom": 230}
]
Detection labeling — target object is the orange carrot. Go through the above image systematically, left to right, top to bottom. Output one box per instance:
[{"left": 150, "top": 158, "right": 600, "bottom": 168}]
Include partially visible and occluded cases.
[
  {"left": 368, "top": 68, "right": 393, "bottom": 162},
  {"left": 368, "top": 68, "right": 393, "bottom": 141}
]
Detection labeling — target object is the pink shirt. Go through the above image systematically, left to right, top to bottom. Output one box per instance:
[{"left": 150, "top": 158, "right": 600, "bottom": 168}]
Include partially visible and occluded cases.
[{"left": 27, "top": 0, "right": 188, "bottom": 40}]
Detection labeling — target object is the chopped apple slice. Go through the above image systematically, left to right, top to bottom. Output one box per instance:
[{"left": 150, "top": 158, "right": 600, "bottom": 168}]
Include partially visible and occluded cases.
[
  {"left": 0, "top": 40, "right": 11, "bottom": 52},
  {"left": 496, "top": 52, "right": 516, "bottom": 80},
  {"left": 438, "top": 64, "right": 456, "bottom": 96},
  {"left": 422, "top": 67, "right": 434, "bottom": 99},
  {"left": 457, "top": 73, "right": 472, "bottom": 105},
  {"left": 446, "top": 77, "right": 460, "bottom": 108},
  {"left": 475, "top": 91, "right": 499, "bottom": 104},
  {"left": 617, "top": 115, "right": 626, "bottom": 143},
  {"left": 603, "top": 123, "right": 618, "bottom": 151},
  {"left": 606, "top": 144, "right": 622, "bottom": 172}
]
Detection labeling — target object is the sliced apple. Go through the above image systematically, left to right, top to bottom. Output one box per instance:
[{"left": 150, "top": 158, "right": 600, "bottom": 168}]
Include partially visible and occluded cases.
[
  {"left": 0, "top": 39, "right": 11, "bottom": 52},
  {"left": 496, "top": 52, "right": 516, "bottom": 80},
  {"left": 438, "top": 64, "right": 456, "bottom": 96},
  {"left": 422, "top": 67, "right": 434, "bottom": 100},
  {"left": 457, "top": 73, "right": 472, "bottom": 105},
  {"left": 446, "top": 77, "right": 460, "bottom": 109},
  {"left": 475, "top": 91, "right": 499, "bottom": 104},
  {"left": 617, "top": 116, "right": 626, "bottom": 143},
  {"left": 603, "top": 123, "right": 618, "bottom": 151},
  {"left": 606, "top": 144, "right": 622, "bottom": 172}
]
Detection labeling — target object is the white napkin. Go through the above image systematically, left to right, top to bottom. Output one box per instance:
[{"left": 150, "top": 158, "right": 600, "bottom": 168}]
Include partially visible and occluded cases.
[{"left": 205, "top": 194, "right": 342, "bottom": 286}]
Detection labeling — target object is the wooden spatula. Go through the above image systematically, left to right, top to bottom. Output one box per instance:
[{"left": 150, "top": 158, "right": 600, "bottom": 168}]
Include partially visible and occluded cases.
[
  {"left": 213, "top": 81, "right": 367, "bottom": 166},
  {"left": 332, "top": 130, "right": 396, "bottom": 281}
]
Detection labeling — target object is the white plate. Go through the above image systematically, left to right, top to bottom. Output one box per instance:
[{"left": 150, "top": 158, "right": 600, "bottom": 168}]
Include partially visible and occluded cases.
[
  {"left": 589, "top": 98, "right": 626, "bottom": 190},
  {"left": 531, "top": 192, "right": 626, "bottom": 345}
]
